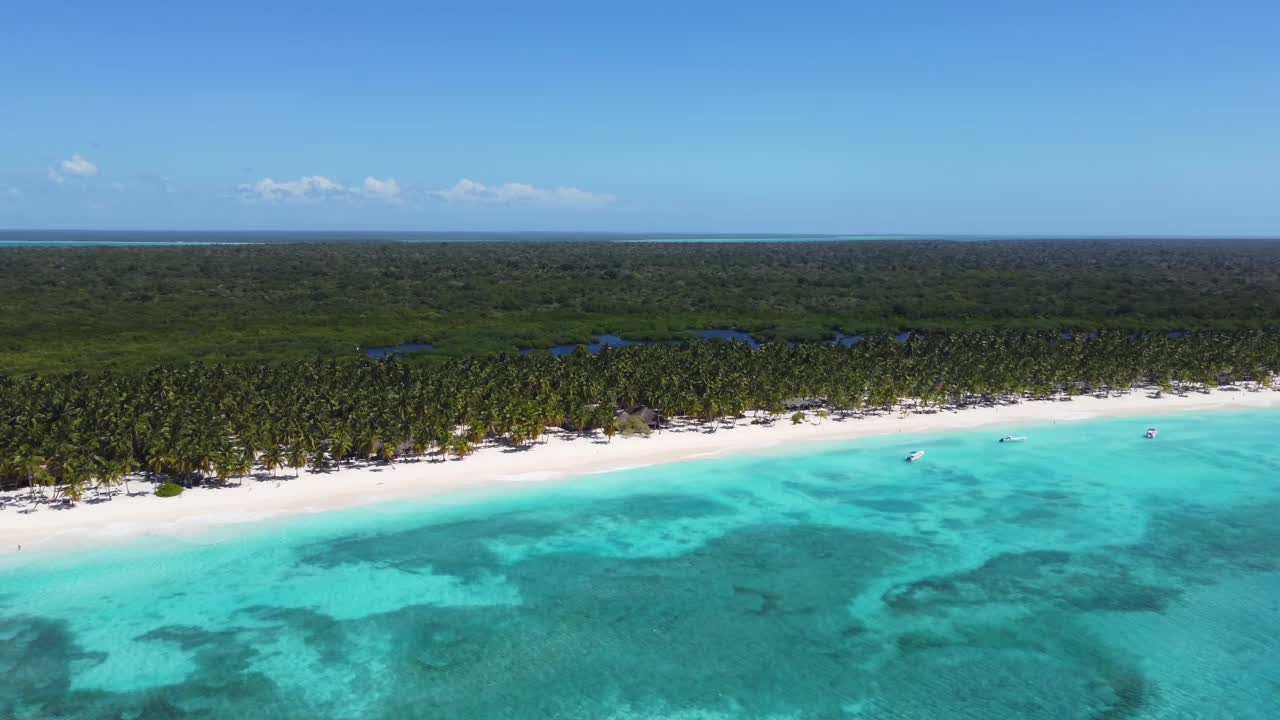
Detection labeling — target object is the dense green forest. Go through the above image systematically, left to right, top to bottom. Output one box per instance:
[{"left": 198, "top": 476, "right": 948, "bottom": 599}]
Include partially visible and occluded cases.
[
  {"left": 2, "top": 239, "right": 1278, "bottom": 373},
  {"left": 3, "top": 239, "right": 1278, "bottom": 497},
  {"left": 2, "top": 331, "right": 1277, "bottom": 495}
]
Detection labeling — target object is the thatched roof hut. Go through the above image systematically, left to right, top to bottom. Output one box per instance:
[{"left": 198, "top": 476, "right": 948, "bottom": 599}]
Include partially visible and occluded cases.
[{"left": 616, "top": 405, "right": 661, "bottom": 429}]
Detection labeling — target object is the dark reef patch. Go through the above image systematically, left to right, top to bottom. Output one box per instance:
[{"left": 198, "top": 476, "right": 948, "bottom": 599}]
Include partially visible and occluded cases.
[
  {"left": 7, "top": 476, "right": 1277, "bottom": 718},
  {"left": 296, "top": 492, "right": 737, "bottom": 580},
  {"left": 1122, "top": 500, "right": 1280, "bottom": 582},
  {"left": 294, "top": 510, "right": 562, "bottom": 579},
  {"left": 0, "top": 515, "right": 1164, "bottom": 720},
  {"left": 882, "top": 549, "right": 1182, "bottom": 614},
  {"left": 0, "top": 615, "right": 85, "bottom": 712}
]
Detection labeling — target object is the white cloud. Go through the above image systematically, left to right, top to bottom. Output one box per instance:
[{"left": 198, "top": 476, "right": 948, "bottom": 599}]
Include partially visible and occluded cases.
[
  {"left": 46, "top": 154, "right": 99, "bottom": 184},
  {"left": 60, "top": 154, "right": 98, "bottom": 177},
  {"left": 234, "top": 173, "right": 606, "bottom": 208},
  {"left": 237, "top": 174, "right": 406, "bottom": 205},
  {"left": 237, "top": 175, "right": 348, "bottom": 203},
  {"left": 361, "top": 176, "right": 402, "bottom": 203},
  {"left": 428, "top": 178, "right": 614, "bottom": 207},
  {"left": 429, "top": 178, "right": 487, "bottom": 202},
  {"left": 492, "top": 182, "right": 542, "bottom": 202},
  {"left": 552, "top": 186, "right": 608, "bottom": 205}
]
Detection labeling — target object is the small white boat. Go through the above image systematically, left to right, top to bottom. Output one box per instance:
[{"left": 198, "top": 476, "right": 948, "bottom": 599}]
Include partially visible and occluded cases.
[
  {"left": 1145, "top": 428, "right": 1158, "bottom": 439},
  {"left": 999, "top": 435, "right": 1027, "bottom": 443},
  {"left": 905, "top": 450, "right": 925, "bottom": 462}
]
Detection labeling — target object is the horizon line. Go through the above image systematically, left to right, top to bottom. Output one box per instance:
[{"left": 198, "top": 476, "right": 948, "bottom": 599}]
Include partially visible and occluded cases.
[{"left": 3, "top": 228, "right": 1280, "bottom": 241}]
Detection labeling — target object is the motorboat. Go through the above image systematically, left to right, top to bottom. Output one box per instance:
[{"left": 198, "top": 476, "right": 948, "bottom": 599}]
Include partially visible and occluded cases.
[
  {"left": 1145, "top": 428, "right": 1158, "bottom": 439},
  {"left": 999, "top": 435, "right": 1027, "bottom": 443},
  {"left": 905, "top": 450, "right": 925, "bottom": 462}
]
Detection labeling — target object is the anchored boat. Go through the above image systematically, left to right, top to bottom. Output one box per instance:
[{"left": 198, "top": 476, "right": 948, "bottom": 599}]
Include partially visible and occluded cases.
[
  {"left": 1145, "top": 428, "right": 1158, "bottom": 439},
  {"left": 905, "top": 450, "right": 925, "bottom": 462}
]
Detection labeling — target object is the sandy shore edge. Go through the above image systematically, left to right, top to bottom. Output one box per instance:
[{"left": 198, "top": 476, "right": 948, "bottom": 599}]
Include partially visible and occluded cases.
[{"left": 2, "top": 388, "right": 1277, "bottom": 555}]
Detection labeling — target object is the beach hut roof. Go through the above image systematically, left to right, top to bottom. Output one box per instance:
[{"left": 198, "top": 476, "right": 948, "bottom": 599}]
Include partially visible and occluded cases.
[{"left": 617, "top": 405, "right": 661, "bottom": 427}]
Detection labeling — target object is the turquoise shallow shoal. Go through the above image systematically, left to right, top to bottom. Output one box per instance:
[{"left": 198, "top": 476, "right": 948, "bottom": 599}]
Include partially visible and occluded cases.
[{"left": 3, "top": 410, "right": 1279, "bottom": 719}]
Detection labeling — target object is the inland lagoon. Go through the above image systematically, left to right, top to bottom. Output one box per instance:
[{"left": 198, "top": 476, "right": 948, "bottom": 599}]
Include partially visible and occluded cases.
[{"left": 2, "top": 410, "right": 1278, "bottom": 719}]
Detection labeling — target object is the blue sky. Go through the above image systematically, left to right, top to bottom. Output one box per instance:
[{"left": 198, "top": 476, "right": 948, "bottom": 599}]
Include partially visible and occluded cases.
[{"left": 2, "top": 1, "right": 1277, "bottom": 234}]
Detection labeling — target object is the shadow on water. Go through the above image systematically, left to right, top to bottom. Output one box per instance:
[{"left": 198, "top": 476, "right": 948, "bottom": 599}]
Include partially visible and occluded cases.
[
  {"left": 373, "top": 329, "right": 905, "bottom": 359},
  {"left": 524, "top": 334, "right": 683, "bottom": 358},
  {"left": 365, "top": 343, "right": 434, "bottom": 359}
]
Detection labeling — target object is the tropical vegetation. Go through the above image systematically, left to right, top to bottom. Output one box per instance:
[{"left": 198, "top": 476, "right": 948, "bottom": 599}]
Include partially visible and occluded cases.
[
  {"left": 2, "top": 239, "right": 1279, "bottom": 373},
  {"left": 3, "top": 331, "right": 1276, "bottom": 500},
  {"left": 154, "top": 482, "right": 184, "bottom": 498}
]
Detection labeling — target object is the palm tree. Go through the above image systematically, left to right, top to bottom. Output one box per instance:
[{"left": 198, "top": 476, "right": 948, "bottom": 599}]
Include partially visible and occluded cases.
[
  {"left": 2, "top": 330, "right": 1278, "bottom": 498},
  {"left": 330, "top": 431, "right": 353, "bottom": 466},
  {"left": 448, "top": 434, "right": 474, "bottom": 459},
  {"left": 260, "top": 445, "right": 285, "bottom": 478},
  {"left": 286, "top": 445, "right": 308, "bottom": 478},
  {"left": 146, "top": 446, "right": 172, "bottom": 486},
  {"left": 10, "top": 447, "right": 49, "bottom": 505},
  {"left": 308, "top": 449, "right": 328, "bottom": 473},
  {"left": 225, "top": 450, "right": 253, "bottom": 486},
  {"left": 212, "top": 451, "right": 235, "bottom": 486},
  {"left": 55, "top": 455, "right": 90, "bottom": 506},
  {"left": 95, "top": 457, "right": 122, "bottom": 500},
  {"left": 116, "top": 457, "right": 139, "bottom": 496}
]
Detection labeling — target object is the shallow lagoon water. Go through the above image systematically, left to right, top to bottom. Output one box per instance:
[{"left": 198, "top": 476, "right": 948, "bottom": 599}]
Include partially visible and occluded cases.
[
  {"left": 365, "top": 343, "right": 435, "bottom": 359},
  {"left": 2, "top": 410, "right": 1278, "bottom": 719}
]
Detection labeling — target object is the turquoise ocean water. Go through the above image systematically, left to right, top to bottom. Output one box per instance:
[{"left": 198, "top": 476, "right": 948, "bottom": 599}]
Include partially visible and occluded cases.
[{"left": 2, "top": 410, "right": 1278, "bottom": 719}]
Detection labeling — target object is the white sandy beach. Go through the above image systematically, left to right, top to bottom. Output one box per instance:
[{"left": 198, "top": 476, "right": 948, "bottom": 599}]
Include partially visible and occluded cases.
[{"left": 2, "top": 388, "right": 1277, "bottom": 554}]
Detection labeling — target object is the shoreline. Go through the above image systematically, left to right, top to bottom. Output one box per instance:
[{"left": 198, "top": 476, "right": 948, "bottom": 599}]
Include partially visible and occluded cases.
[{"left": 2, "top": 388, "right": 1277, "bottom": 556}]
